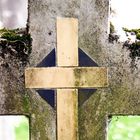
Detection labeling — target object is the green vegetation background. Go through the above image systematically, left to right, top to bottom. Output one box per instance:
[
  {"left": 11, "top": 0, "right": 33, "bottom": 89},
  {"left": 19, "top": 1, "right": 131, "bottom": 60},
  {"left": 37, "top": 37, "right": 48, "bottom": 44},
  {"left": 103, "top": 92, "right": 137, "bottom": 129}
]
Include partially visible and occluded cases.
[
  {"left": 108, "top": 116, "right": 140, "bottom": 140},
  {"left": 15, "top": 117, "right": 29, "bottom": 140}
]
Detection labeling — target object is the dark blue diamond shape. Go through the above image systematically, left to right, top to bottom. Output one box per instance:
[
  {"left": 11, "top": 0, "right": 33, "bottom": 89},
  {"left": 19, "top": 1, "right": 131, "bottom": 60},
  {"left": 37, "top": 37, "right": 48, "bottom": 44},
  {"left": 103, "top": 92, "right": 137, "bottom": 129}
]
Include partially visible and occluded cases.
[{"left": 36, "top": 48, "right": 98, "bottom": 108}]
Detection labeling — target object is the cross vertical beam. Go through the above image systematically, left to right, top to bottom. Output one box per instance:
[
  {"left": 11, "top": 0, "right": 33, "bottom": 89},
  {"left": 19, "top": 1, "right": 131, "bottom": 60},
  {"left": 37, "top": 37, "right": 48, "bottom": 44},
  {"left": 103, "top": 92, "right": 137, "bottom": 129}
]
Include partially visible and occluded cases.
[{"left": 56, "top": 18, "right": 78, "bottom": 140}]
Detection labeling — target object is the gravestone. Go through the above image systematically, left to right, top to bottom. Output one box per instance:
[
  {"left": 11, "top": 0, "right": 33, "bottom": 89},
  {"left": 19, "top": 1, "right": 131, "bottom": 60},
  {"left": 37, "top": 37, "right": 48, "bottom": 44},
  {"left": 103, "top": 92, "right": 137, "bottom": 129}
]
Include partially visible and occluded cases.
[
  {"left": 0, "top": 0, "right": 140, "bottom": 140},
  {"left": 28, "top": 0, "right": 140, "bottom": 139},
  {"left": 28, "top": 0, "right": 110, "bottom": 139},
  {"left": 25, "top": 17, "right": 108, "bottom": 140}
]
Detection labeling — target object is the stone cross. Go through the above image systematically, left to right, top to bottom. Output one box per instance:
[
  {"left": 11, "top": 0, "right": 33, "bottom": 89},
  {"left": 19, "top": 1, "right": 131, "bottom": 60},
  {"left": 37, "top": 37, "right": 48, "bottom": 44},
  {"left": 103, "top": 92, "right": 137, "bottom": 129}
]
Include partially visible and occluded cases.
[{"left": 25, "top": 17, "right": 108, "bottom": 140}]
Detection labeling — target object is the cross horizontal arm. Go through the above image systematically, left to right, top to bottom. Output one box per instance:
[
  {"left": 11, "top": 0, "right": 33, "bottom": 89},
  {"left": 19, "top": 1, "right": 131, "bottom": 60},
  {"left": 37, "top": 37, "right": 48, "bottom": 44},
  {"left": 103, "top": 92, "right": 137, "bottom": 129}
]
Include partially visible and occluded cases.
[{"left": 25, "top": 67, "right": 108, "bottom": 89}]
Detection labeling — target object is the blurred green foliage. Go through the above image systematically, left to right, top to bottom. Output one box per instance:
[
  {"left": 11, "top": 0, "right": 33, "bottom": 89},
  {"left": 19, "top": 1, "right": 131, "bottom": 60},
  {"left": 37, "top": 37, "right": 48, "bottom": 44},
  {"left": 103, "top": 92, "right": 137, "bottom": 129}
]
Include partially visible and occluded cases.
[
  {"left": 110, "top": 22, "right": 115, "bottom": 34},
  {"left": 123, "top": 27, "right": 140, "bottom": 40},
  {"left": 0, "top": 28, "right": 32, "bottom": 57},
  {"left": 123, "top": 28, "right": 140, "bottom": 67},
  {"left": 15, "top": 116, "right": 29, "bottom": 140},
  {"left": 108, "top": 116, "right": 140, "bottom": 140}
]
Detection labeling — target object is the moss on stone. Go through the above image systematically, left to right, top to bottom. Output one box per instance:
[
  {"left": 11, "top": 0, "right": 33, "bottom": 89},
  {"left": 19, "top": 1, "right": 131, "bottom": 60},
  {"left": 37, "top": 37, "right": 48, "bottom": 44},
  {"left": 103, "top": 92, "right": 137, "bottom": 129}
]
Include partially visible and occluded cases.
[
  {"left": 110, "top": 22, "right": 115, "bottom": 34},
  {"left": 0, "top": 28, "right": 32, "bottom": 64},
  {"left": 0, "top": 28, "right": 55, "bottom": 140},
  {"left": 74, "top": 68, "right": 81, "bottom": 87},
  {"left": 22, "top": 92, "right": 30, "bottom": 113}
]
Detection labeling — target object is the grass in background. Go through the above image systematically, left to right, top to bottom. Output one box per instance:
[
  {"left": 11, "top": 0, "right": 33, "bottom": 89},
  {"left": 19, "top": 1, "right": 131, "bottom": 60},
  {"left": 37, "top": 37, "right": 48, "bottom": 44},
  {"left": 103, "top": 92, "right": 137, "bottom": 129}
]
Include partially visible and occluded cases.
[
  {"left": 15, "top": 116, "right": 29, "bottom": 140},
  {"left": 108, "top": 116, "right": 140, "bottom": 140}
]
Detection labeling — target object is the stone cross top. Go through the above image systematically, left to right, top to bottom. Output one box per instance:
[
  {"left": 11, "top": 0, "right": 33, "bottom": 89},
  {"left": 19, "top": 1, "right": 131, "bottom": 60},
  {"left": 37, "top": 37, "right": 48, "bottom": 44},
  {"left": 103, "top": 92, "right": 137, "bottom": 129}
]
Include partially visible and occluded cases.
[{"left": 25, "top": 17, "right": 108, "bottom": 140}]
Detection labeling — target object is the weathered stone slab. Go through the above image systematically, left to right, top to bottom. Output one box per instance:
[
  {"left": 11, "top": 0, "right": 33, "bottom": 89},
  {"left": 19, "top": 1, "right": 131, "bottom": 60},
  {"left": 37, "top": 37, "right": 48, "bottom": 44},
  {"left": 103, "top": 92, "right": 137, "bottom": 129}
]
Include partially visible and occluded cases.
[
  {"left": 28, "top": 0, "right": 110, "bottom": 139},
  {"left": 29, "top": 0, "right": 80, "bottom": 66},
  {"left": 26, "top": 16, "right": 108, "bottom": 140},
  {"left": 25, "top": 67, "right": 108, "bottom": 89}
]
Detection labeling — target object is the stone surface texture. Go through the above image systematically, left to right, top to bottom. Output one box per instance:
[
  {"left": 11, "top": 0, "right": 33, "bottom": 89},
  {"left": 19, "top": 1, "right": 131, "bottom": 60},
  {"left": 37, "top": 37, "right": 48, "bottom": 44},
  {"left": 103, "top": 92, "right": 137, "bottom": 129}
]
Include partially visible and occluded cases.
[
  {"left": 1, "top": 0, "right": 140, "bottom": 140},
  {"left": 29, "top": 0, "right": 109, "bottom": 139},
  {"left": 29, "top": 0, "right": 140, "bottom": 139},
  {"left": 0, "top": 53, "right": 55, "bottom": 140}
]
